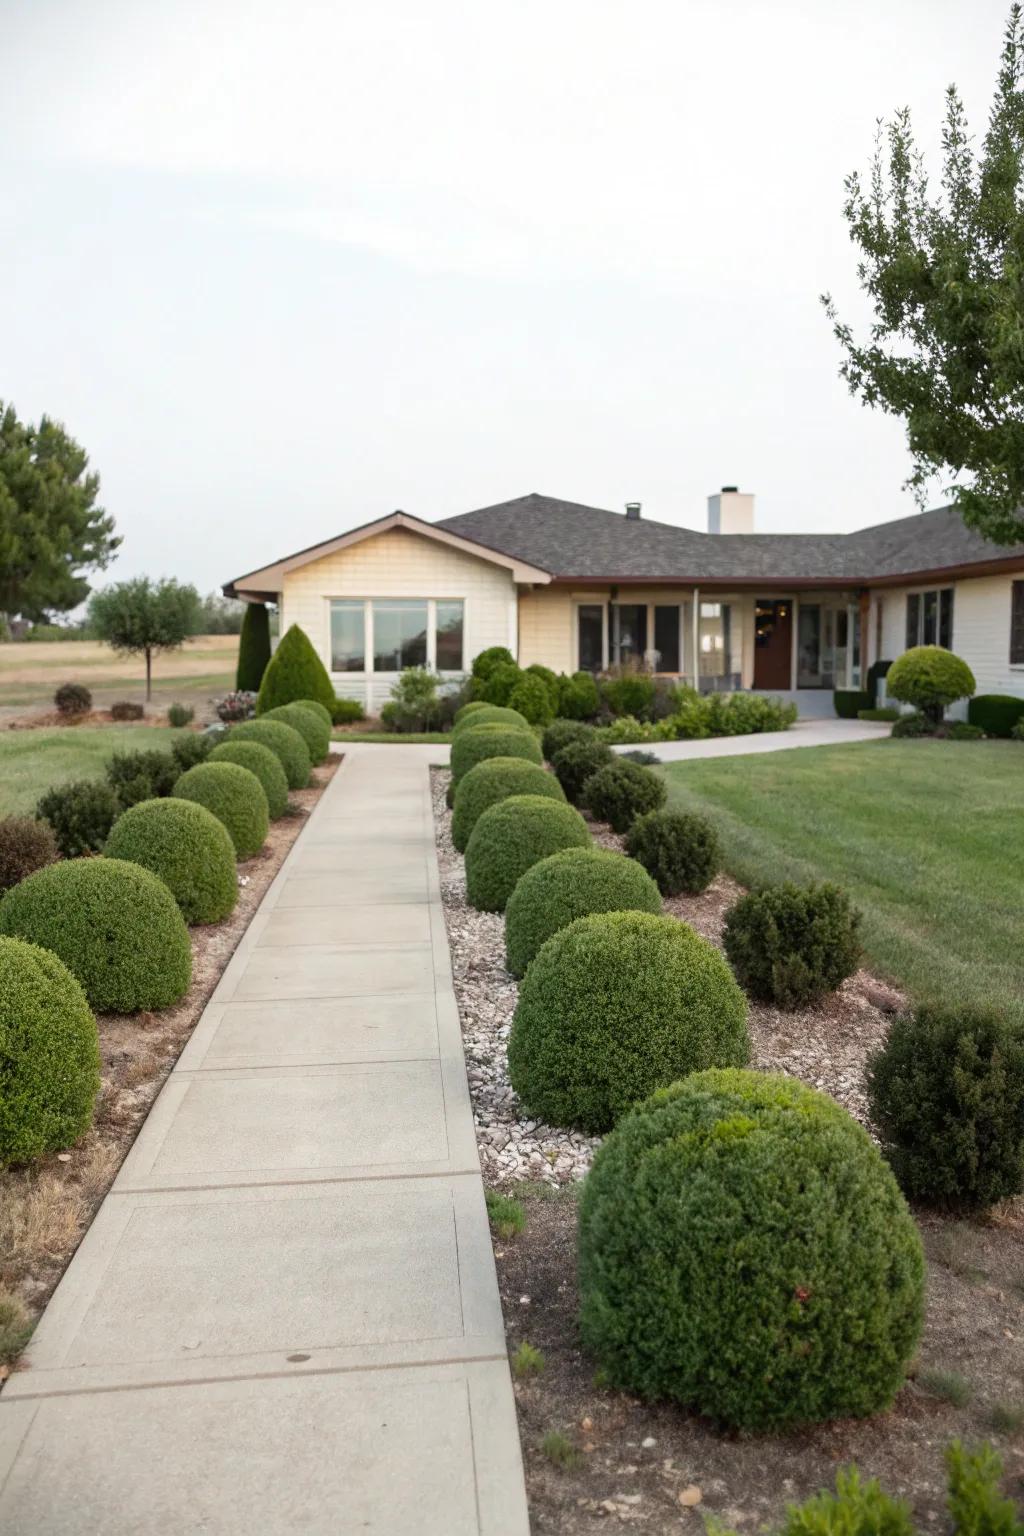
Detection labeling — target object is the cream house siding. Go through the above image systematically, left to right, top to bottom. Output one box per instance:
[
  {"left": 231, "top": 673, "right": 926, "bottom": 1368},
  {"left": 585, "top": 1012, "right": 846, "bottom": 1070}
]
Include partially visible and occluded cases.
[
  {"left": 280, "top": 526, "right": 517, "bottom": 711},
  {"left": 876, "top": 574, "right": 1024, "bottom": 704},
  {"left": 517, "top": 588, "right": 577, "bottom": 673}
]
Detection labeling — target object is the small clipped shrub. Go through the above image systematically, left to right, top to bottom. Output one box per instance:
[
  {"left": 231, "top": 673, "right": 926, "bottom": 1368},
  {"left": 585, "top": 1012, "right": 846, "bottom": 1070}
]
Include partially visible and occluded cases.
[
  {"left": 235, "top": 601, "right": 271, "bottom": 692},
  {"left": 256, "top": 622, "right": 336, "bottom": 715},
  {"left": 470, "top": 645, "right": 515, "bottom": 683},
  {"left": 886, "top": 645, "right": 976, "bottom": 725},
  {"left": 476, "top": 660, "right": 524, "bottom": 707},
  {"left": 379, "top": 666, "right": 443, "bottom": 732},
  {"left": 557, "top": 670, "right": 600, "bottom": 720},
  {"left": 601, "top": 670, "right": 656, "bottom": 720},
  {"left": 508, "top": 672, "right": 554, "bottom": 725},
  {"left": 54, "top": 681, "right": 92, "bottom": 718},
  {"left": 834, "top": 688, "right": 872, "bottom": 719},
  {"left": 968, "top": 693, "right": 1024, "bottom": 738},
  {"left": 332, "top": 696, "right": 364, "bottom": 725},
  {"left": 110, "top": 700, "right": 144, "bottom": 721},
  {"left": 261, "top": 701, "right": 330, "bottom": 763},
  {"left": 167, "top": 702, "right": 194, "bottom": 728},
  {"left": 452, "top": 704, "right": 528, "bottom": 735},
  {"left": 858, "top": 706, "right": 901, "bottom": 722},
  {"left": 891, "top": 710, "right": 933, "bottom": 738},
  {"left": 229, "top": 718, "right": 311, "bottom": 789},
  {"left": 541, "top": 718, "right": 593, "bottom": 762},
  {"left": 940, "top": 720, "right": 985, "bottom": 741},
  {"left": 450, "top": 722, "right": 542, "bottom": 786},
  {"left": 170, "top": 730, "right": 216, "bottom": 772},
  {"left": 550, "top": 737, "right": 614, "bottom": 803},
  {"left": 210, "top": 739, "right": 289, "bottom": 818},
  {"left": 105, "top": 748, "right": 178, "bottom": 807},
  {"left": 451, "top": 757, "right": 565, "bottom": 853},
  {"left": 583, "top": 758, "right": 666, "bottom": 833},
  {"left": 172, "top": 761, "right": 269, "bottom": 858},
  {"left": 36, "top": 779, "right": 120, "bottom": 857},
  {"left": 464, "top": 795, "right": 590, "bottom": 912},
  {"left": 104, "top": 797, "right": 238, "bottom": 924},
  {"left": 625, "top": 808, "right": 720, "bottom": 896},
  {"left": 0, "top": 816, "right": 58, "bottom": 893},
  {"left": 504, "top": 846, "right": 662, "bottom": 978},
  {"left": 0, "top": 858, "right": 192, "bottom": 1012},
  {"left": 723, "top": 882, "right": 862, "bottom": 1009},
  {"left": 509, "top": 911, "right": 748, "bottom": 1130},
  {"left": 0, "top": 937, "right": 100, "bottom": 1165},
  {"left": 866, "top": 1004, "right": 1024, "bottom": 1212},
  {"left": 577, "top": 1069, "right": 925, "bottom": 1429},
  {"left": 945, "top": 1441, "right": 1022, "bottom": 1536}
]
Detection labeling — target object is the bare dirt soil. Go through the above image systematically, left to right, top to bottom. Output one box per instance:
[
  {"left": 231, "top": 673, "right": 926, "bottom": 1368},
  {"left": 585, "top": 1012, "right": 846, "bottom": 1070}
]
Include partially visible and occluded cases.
[{"left": 0, "top": 635, "right": 237, "bottom": 723}]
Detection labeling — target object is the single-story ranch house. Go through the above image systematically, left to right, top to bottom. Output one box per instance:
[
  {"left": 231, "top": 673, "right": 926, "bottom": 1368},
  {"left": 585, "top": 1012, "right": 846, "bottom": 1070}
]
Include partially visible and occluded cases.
[{"left": 224, "top": 489, "right": 1024, "bottom": 716}]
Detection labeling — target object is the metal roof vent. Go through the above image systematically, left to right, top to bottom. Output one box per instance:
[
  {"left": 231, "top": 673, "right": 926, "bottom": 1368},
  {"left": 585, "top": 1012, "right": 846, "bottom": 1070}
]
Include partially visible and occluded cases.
[{"left": 625, "top": 501, "right": 642, "bottom": 521}]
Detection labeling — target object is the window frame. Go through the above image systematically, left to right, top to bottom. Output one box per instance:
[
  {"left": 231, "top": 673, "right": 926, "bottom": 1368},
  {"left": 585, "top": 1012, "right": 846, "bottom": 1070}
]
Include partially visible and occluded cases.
[
  {"left": 1011, "top": 580, "right": 1024, "bottom": 667},
  {"left": 905, "top": 585, "right": 954, "bottom": 650},
  {"left": 326, "top": 597, "right": 466, "bottom": 675}
]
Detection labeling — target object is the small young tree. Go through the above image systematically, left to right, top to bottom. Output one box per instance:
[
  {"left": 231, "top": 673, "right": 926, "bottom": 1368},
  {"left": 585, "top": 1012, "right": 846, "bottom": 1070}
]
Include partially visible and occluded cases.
[
  {"left": 824, "top": 6, "right": 1024, "bottom": 545},
  {"left": 89, "top": 578, "right": 202, "bottom": 700},
  {"left": 236, "top": 603, "right": 271, "bottom": 690}
]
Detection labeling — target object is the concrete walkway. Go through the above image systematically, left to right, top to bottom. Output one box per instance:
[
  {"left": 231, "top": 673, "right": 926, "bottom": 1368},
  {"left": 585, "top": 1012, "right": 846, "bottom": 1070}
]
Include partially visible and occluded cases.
[
  {"left": 624, "top": 716, "right": 891, "bottom": 762},
  {"left": 0, "top": 747, "right": 529, "bottom": 1535}
]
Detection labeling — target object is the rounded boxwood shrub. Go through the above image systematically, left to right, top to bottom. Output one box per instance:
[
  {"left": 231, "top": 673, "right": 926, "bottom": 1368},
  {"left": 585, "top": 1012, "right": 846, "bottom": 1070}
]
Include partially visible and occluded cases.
[
  {"left": 256, "top": 623, "right": 336, "bottom": 715},
  {"left": 469, "top": 645, "right": 515, "bottom": 683},
  {"left": 886, "top": 645, "right": 976, "bottom": 725},
  {"left": 475, "top": 660, "right": 523, "bottom": 707},
  {"left": 557, "top": 670, "right": 600, "bottom": 720},
  {"left": 508, "top": 673, "right": 554, "bottom": 726},
  {"left": 54, "top": 681, "right": 92, "bottom": 718},
  {"left": 967, "top": 693, "right": 1024, "bottom": 738},
  {"left": 293, "top": 697, "right": 332, "bottom": 731},
  {"left": 454, "top": 699, "right": 490, "bottom": 727},
  {"left": 261, "top": 702, "right": 330, "bottom": 763},
  {"left": 452, "top": 704, "right": 528, "bottom": 736},
  {"left": 229, "top": 718, "right": 311, "bottom": 789},
  {"left": 541, "top": 718, "right": 594, "bottom": 762},
  {"left": 450, "top": 722, "right": 542, "bottom": 786},
  {"left": 550, "top": 737, "right": 614, "bottom": 803},
  {"left": 210, "top": 739, "right": 289, "bottom": 818},
  {"left": 451, "top": 757, "right": 564, "bottom": 853},
  {"left": 583, "top": 757, "right": 667, "bottom": 833},
  {"left": 173, "top": 761, "right": 269, "bottom": 858},
  {"left": 36, "top": 778, "right": 120, "bottom": 857},
  {"left": 464, "top": 794, "right": 590, "bottom": 912},
  {"left": 104, "top": 798, "right": 238, "bottom": 924},
  {"left": 625, "top": 808, "right": 720, "bottom": 896},
  {"left": 0, "top": 815, "right": 58, "bottom": 894},
  {"left": 504, "top": 846, "right": 661, "bottom": 978},
  {"left": 0, "top": 858, "right": 192, "bottom": 1012},
  {"left": 723, "top": 882, "right": 862, "bottom": 1009},
  {"left": 508, "top": 911, "right": 749, "bottom": 1131},
  {"left": 0, "top": 937, "right": 100, "bottom": 1165},
  {"left": 866, "top": 1004, "right": 1024, "bottom": 1212},
  {"left": 577, "top": 1069, "right": 925, "bottom": 1431}
]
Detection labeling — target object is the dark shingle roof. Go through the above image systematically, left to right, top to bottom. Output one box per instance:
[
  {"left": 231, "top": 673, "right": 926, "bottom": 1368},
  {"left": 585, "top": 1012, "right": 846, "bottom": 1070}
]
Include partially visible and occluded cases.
[{"left": 437, "top": 493, "right": 1024, "bottom": 584}]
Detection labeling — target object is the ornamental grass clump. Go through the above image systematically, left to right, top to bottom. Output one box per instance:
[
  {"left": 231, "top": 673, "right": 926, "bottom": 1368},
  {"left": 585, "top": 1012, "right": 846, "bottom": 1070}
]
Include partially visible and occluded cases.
[
  {"left": 260, "top": 701, "right": 330, "bottom": 763},
  {"left": 229, "top": 718, "right": 311, "bottom": 789},
  {"left": 449, "top": 722, "right": 542, "bottom": 786},
  {"left": 550, "top": 737, "right": 614, "bottom": 804},
  {"left": 210, "top": 739, "right": 289, "bottom": 818},
  {"left": 451, "top": 757, "right": 564, "bottom": 853},
  {"left": 583, "top": 757, "right": 667, "bottom": 833},
  {"left": 172, "top": 761, "right": 269, "bottom": 858},
  {"left": 35, "top": 778, "right": 120, "bottom": 857},
  {"left": 464, "top": 795, "right": 590, "bottom": 912},
  {"left": 104, "top": 798, "right": 238, "bottom": 924},
  {"left": 625, "top": 808, "right": 720, "bottom": 896},
  {"left": 0, "top": 815, "right": 58, "bottom": 894},
  {"left": 504, "top": 846, "right": 662, "bottom": 978},
  {"left": 0, "top": 858, "right": 192, "bottom": 1012},
  {"left": 723, "top": 881, "right": 862, "bottom": 1009},
  {"left": 508, "top": 910, "right": 749, "bottom": 1131},
  {"left": 0, "top": 937, "right": 100, "bottom": 1166},
  {"left": 867, "top": 1003, "right": 1024, "bottom": 1212},
  {"left": 577, "top": 1069, "right": 925, "bottom": 1430}
]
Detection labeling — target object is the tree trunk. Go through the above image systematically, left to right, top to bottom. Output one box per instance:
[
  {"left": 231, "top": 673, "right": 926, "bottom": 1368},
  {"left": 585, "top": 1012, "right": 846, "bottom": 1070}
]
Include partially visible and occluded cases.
[{"left": 145, "top": 648, "right": 152, "bottom": 701}]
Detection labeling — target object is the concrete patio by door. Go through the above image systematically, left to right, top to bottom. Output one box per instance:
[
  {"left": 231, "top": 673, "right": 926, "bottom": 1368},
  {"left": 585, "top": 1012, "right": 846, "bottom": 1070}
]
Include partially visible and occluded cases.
[{"left": 0, "top": 746, "right": 529, "bottom": 1535}]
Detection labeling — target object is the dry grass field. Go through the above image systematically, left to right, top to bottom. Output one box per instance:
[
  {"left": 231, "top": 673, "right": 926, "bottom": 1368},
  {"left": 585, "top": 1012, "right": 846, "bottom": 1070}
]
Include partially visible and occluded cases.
[{"left": 0, "top": 636, "right": 237, "bottom": 722}]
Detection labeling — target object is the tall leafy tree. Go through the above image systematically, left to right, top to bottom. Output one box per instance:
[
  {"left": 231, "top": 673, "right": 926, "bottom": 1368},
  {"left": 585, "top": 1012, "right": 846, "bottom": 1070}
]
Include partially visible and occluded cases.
[
  {"left": 824, "top": 5, "right": 1024, "bottom": 545},
  {"left": 0, "top": 401, "right": 120, "bottom": 620},
  {"left": 89, "top": 578, "right": 202, "bottom": 699}
]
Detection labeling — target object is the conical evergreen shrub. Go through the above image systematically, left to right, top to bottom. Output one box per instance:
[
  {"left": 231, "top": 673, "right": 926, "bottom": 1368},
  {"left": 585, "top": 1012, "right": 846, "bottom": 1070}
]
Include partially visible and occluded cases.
[
  {"left": 236, "top": 603, "right": 272, "bottom": 691},
  {"left": 256, "top": 624, "right": 336, "bottom": 714}
]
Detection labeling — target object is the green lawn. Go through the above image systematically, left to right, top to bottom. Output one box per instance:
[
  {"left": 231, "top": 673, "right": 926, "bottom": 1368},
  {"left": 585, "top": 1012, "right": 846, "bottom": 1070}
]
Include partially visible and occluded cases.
[
  {"left": 0, "top": 726, "right": 177, "bottom": 815},
  {"left": 332, "top": 731, "right": 452, "bottom": 744},
  {"left": 661, "top": 739, "right": 1024, "bottom": 1022}
]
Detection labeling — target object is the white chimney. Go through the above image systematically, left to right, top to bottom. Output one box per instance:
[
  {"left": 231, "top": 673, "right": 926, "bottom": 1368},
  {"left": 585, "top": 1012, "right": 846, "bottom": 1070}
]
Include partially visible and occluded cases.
[{"left": 707, "top": 485, "right": 754, "bottom": 535}]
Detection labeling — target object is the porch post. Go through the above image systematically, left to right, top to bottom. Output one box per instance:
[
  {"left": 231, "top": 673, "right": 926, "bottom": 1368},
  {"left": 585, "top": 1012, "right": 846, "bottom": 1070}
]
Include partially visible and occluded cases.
[{"left": 692, "top": 588, "right": 700, "bottom": 690}]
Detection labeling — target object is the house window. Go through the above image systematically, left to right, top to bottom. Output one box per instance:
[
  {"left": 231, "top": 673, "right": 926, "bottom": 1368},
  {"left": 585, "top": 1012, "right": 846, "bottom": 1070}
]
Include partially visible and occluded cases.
[
  {"left": 1011, "top": 581, "right": 1024, "bottom": 665},
  {"left": 906, "top": 587, "right": 953, "bottom": 649},
  {"left": 328, "top": 598, "right": 464, "bottom": 673},
  {"left": 330, "top": 600, "right": 365, "bottom": 672},
  {"left": 373, "top": 600, "right": 428, "bottom": 671},
  {"left": 435, "top": 601, "right": 464, "bottom": 671},
  {"left": 699, "top": 602, "right": 733, "bottom": 680},
  {"left": 611, "top": 604, "right": 647, "bottom": 665},
  {"left": 577, "top": 605, "right": 604, "bottom": 672},
  {"left": 653, "top": 606, "right": 680, "bottom": 672}
]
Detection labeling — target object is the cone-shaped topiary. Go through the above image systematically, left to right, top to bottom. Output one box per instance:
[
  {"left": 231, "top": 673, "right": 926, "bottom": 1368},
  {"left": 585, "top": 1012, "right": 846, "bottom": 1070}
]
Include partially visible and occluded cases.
[
  {"left": 236, "top": 602, "right": 272, "bottom": 691},
  {"left": 256, "top": 624, "right": 336, "bottom": 715},
  {"left": 886, "top": 645, "right": 976, "bottom": 726},
  {"left": 260, "top": 702, "right": 330, "bottom": 763},
  {"left": 452, "top": 705, "right": 529, "bottom": 735},
  {"left": 229, "top": 718, "right": 311, "bottom": 789},
  {"left": 450, "top": 722, "right": 542, "bottom": 785},
  {"left": 550, "top": 737, "right": 614, "bottom": 804},
  {"left": 210, "top": 740, "right": 289, "bottom": 818},
  {"left": 583, "top": 757, "right": 667, "bottom": 833},
  {"left": 451, "top": 758, "right": 565, "bottom": 853},
  {"left": 173, "top": 761, "right": 268, "bottom": 858},
  {"left": 464, "top": 794, "right": 590, "bottom": 912},
  {"left": 104, "top": 797, "right": 239, "bottom": 924},
  {"left": 625, "top": 808, "right": 720, "bottom": 896},
  {"left": 504, "top": 847, "right": 662, "bottom": 979},
  {"left": 0, "top": 858, "right": 192, "bottom": 1012},
  {"left": 723, "top": 882, "right": 862, "bottom": 1009},
  {"left": 508, "top": 910, "right": 748, "bottom": 1131},
  {"left": 0, "top": 936, "right": 100, "bottom": 1165},
  {"left": 578, "top": 1069, "right": 925, "bottom": 1430}
]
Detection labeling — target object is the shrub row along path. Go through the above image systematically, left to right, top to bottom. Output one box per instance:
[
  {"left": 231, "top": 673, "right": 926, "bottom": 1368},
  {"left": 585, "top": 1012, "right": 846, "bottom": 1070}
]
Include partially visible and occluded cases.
[{"left": 0, "top": 745, "right": 529, "bottom": 1535}]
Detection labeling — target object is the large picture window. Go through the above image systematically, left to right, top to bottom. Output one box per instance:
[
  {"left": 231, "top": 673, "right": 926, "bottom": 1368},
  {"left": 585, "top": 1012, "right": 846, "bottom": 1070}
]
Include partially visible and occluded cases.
[
  {"left": 1012, "top": 581, "right": 1024, "bottom": 666},
  {"left": 906, "top": 587, "right": 953, "bottom": 649},
  {"left": 328, "top": 598, "right": 464, "bottom": 673},
  {"left": 330, "top": 601, "right": 365, "bottom": 672},
  {"left": 373, "top": 601, "right": 428, "bottom": 671}
]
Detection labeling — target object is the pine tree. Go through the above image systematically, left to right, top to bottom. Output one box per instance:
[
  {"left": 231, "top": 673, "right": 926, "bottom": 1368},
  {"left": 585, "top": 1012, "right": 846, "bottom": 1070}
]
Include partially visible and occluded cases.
[{"left": 236, "top": 603, "right": 272, "bottom": 691}]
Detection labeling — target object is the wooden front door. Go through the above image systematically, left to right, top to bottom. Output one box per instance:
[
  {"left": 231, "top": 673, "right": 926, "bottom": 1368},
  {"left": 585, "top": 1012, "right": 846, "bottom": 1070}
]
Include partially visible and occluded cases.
[{"left": 753, "top": 599, "right": 793, "bottom": 689}]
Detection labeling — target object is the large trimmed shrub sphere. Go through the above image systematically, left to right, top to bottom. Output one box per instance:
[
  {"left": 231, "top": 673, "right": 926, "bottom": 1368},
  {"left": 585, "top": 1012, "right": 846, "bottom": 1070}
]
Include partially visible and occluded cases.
[
  {"left": 255, "top": 623, "right": 336, "bottom": 715},
  {"left": 886, "top": 645, "right": 976, "bottom": 724},
  {"left": 293, "top": 697, "right": 332, "bottom": 730},
  {"left": 454, "top": 700, "right": 490, "bottom": 727},
  {"left": 261, "top": 701, "right": 330, "bottom": 763},
  {"left": 452, "top": 704, "right": 529, "bottom": 735},
  {"left": 229, "top": 718, "right": 311, "bottom": 789},
  {"left": 541, "top": 718, "right": 594, "bottom": 762},
  {"left": 450, "top": 722, "right": 542, "bottom": 785},
  {"left": 550, "top": 737, "right": 614, "bottom": 803},
  {"left": 210, "top": 739, "right": 289, "bottom": 818},
  {"left": 451, "top": 757, "right": 564, "bottom": 853},
  {"left": 583, "top": 758, "right": 667, "bottom": 832},
  {"left": 173, "top": 762, "right": 269, "bottom": 858},
  {"left": 464, "top": 795, "right": 590, "bottom": 912},
  {"left": 104, "top": 798, "right": 238, "bottom": 924},
  {"left": 625, "top": 808, "right": 720, "bottom": 895},
  {"left": 0, "top": 815, "right": 58, "bottom": 894},
  {"left": 504, "top": 847, "right": 662, "bottom": 978},
  {"left": 0, "top": 858, "right": 192, "bottom": 1012},
  {"left": 723, "top": 882, "right": 862, "bottom": 1009},
  {"left": 508, "top": 911, "right": 748, "bottom": 1131},
  {"left": 0, "top": 937, "right": 100, "bottom": 1165},
  {"left": 867, "top": 1004, "right": 1024, "bottom": 1212},
  {"left": 578, "top": 1069, "right": 925, "bottom": 1431}
]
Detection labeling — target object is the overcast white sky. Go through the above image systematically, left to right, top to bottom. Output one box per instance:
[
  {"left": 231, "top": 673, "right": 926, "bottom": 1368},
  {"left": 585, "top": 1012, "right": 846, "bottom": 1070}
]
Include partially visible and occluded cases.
[{"left": 0, "top": 0, "right": 1011, "bottom": 593}]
